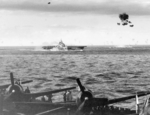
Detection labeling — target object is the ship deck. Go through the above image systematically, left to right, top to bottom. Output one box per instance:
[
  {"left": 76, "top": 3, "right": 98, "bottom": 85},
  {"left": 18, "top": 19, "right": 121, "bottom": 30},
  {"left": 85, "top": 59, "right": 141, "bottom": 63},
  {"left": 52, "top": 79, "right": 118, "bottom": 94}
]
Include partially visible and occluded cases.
[{"left": 2, "top": 101, "right": 137, "bottom": 115}]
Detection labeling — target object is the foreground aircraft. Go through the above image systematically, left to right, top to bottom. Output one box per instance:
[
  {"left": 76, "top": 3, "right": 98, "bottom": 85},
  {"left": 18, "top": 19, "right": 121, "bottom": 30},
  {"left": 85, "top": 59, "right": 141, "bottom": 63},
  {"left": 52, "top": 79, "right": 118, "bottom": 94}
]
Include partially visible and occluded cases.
[
  {"left": 1, "top": 72, "right": 76, "bottom": 103},
  {"left": 0, "top": 77, "right": 33, "bottom": 91},
  {"left": 75, "top": 78, "right": 150, "bottom": 115}
]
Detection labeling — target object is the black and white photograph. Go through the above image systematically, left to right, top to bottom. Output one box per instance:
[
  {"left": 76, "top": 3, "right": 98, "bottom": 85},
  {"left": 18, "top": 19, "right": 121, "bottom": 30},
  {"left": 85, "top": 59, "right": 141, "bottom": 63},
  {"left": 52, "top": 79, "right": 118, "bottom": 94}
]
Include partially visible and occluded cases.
[{"left": 0, "top": 0, "right": 150, "bottom": 115}]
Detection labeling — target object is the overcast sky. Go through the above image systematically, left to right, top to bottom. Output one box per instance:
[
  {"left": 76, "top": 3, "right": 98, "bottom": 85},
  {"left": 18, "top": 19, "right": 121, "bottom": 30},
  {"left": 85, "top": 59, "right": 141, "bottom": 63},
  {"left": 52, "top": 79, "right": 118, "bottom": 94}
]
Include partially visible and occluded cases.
[{"left": 0, "top": 0, "right": 150, "bottom": 46}]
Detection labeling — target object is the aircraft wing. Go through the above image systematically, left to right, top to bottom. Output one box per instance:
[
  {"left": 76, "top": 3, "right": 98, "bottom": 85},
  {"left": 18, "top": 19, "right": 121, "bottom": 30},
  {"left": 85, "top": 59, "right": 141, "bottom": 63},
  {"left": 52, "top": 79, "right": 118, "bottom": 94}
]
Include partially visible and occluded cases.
[
  {"left": 21, "top": 80, "right": 33, "bottom": 84},
  {"left": 0, "top": 84, "right": 10, "bottom": 89},
  {"left": 25, "top": 86, "right": 76, "bottom": 98},
  {"left": 107, "top": 91, "right": 150, "bottom": 104}
]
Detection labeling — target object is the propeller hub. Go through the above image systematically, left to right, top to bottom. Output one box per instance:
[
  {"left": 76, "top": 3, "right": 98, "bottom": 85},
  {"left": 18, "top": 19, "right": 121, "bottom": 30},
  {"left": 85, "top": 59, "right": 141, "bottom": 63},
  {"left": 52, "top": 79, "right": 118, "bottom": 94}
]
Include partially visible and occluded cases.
[
  {"left": 7, "top": 84, "right": 23, "bottom": 94},
  {"left": 80, "top": 91, "right": 93, "bottom": 102}
]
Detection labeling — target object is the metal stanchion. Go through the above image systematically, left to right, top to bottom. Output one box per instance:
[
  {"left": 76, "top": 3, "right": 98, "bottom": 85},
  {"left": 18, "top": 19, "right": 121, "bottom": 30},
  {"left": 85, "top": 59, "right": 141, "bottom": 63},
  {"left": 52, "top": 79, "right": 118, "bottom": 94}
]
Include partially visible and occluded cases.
[
  {"left": 0, "top": 93, "right": 4, "bottom": 115},
  {"left": 67, "top": 108, "right": 70, "bottom": 115}
]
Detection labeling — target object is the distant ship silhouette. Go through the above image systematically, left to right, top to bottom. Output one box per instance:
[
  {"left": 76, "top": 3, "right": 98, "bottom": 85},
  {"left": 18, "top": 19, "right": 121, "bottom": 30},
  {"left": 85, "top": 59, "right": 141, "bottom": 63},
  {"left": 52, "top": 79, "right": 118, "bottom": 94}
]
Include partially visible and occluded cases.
[{"left": 42, "top": 40, "right": 86, "bottom": 51}]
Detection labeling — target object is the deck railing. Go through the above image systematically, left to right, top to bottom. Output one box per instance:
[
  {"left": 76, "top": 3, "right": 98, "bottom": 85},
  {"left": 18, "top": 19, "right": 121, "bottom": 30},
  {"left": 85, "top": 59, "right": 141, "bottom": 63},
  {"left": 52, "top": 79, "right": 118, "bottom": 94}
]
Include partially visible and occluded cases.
[{"left": 35, "top": 106, "right": 65, "bottom": 115}]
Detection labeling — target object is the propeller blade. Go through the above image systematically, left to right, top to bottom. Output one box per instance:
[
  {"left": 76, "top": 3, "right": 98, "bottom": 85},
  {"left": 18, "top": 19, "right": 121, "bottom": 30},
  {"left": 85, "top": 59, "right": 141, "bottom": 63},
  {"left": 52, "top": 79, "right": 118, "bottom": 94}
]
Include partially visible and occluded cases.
[
  {"left": 10, "top": 72, "right": 14, "bottom": 86},
  {"left": 76, "top": 78, "right": 85, "bottom": 92},
  {"left": 21, "top": 80, "right": 33, "bottom": 84},
  {"left": 4, "top": 92, "right": 13, "bottom": 102},
  {"left": 76, "top": 98, "right": 91, "bottom": 115},
  {"left": 76, "top": 100, "right": 86, "bottom": 114}
]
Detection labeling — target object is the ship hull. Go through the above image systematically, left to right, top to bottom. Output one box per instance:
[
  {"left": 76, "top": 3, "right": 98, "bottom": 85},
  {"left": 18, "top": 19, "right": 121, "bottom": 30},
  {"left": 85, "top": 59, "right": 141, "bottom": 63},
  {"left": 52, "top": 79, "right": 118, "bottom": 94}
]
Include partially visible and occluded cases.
[{"left": 42, "top": 46, "right": 86, "bottom": 51}]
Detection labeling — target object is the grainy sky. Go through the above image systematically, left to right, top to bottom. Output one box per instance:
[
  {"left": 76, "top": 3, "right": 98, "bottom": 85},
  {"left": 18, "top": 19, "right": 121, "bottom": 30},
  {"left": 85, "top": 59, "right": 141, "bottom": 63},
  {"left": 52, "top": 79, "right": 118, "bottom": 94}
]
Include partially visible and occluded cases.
[{"left": 0, "top": 0, "right": 150, "bottom": 46}]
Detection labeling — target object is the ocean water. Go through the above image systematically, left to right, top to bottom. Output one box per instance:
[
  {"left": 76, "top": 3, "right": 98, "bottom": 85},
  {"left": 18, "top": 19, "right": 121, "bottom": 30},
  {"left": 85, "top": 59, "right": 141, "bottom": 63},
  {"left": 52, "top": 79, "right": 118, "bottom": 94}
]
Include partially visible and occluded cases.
[{"left": 1, "top": 46, "right": 150, "bottom": 108}]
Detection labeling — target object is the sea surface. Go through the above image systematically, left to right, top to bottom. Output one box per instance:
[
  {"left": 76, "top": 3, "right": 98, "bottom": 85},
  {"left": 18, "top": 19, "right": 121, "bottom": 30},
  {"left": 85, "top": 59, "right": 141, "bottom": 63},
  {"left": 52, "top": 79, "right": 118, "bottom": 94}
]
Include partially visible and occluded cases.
[{"left": 1, "top": 46, "right": 150, "bottom": 109}]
